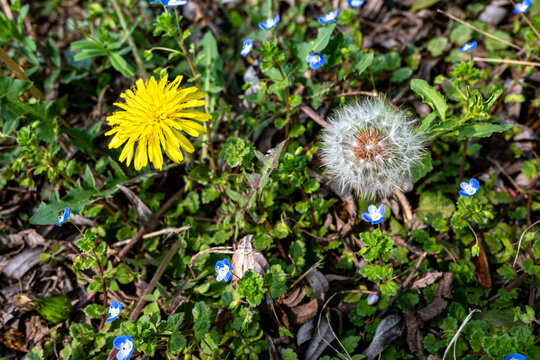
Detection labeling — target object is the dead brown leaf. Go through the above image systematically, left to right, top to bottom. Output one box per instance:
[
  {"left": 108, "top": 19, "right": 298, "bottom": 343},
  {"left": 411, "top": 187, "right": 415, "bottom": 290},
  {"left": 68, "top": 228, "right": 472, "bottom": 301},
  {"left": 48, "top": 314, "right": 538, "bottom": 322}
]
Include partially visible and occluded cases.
[
  {"left": 411, "top": 271, "right": 443, "bottom": 290},
  {"left": 288, "top": 299, "right": 318, "bottom": 325},
  {"left": 405, "top": 310, "right": 425, "bottom": 358}
]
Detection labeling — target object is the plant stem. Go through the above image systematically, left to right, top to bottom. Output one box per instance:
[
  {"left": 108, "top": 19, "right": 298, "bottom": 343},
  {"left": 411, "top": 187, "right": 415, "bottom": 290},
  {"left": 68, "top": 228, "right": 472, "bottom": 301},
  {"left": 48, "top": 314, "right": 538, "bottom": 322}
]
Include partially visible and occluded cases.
[
  {"left": 110, "top": 0, "right": 148, "bottom": 78},
  {"left": 172, "top": 18, "right": 217, "bottom": 172},
  {"left": 0, "top": 47, "right": 44, "bottom": 100},
  {"left": 273, "top": 60, "right": 290, "bottom": 135},
  {"left": 458, "top": 139, "right": 468, "bottom": 183},
  {"left": 93, "top": 247, "right": 109, "bottom": 330}
]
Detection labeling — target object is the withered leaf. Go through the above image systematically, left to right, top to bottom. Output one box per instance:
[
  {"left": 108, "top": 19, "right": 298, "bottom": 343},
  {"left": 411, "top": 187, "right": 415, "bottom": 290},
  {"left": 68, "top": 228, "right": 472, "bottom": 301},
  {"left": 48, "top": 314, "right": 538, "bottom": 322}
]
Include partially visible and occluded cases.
[
  {"left": 231, "top": 235, "right": 269, "bottom": 286},
  {"left": 306, "top": 268, "right": 329, "bottom": 307},
  {"left": 411, "top": 271, "right": 443, "bottom": 290},
  {"left": 282, "top": 286, "right": 305, "bottom": 308},
  {"left": 289, "top": 298, "right": 318, "bottom": 325},
  {"left": 405, "top": 310, "right": 425, "bottom": 357},
  {"left": 363, "top": 314, "right": 404, "bottom": 360},
  {"left": 305, "top": 316, "right": 337, "bottom": 360}
]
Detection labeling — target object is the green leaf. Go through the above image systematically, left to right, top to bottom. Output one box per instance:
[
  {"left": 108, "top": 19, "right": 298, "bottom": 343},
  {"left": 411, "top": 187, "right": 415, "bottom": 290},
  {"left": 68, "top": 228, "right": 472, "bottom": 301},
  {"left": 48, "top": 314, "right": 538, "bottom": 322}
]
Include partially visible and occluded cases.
[
  {"left": 411, "top": 0, "right": 441, "bottom": 12},
  {"left": 297, "top": 23, "right": 336, "bottom": 61},
  {"left": 427, "top": 37, "right": 448, "bottom": 57},
  {"left": 108, "top": 52, "right": 135, "bottom": 78},
  {"left": 354, "top": 52, "right": 373, "bottom": 75},
  {"left": 411, "top": 79, "right": 447, "bottom": 121},
  {"left": 455, "top": 123, "right": 512, "bottom": 139},
  {"left": 264, "top": 264, "right": 287, "bottom": 299},
  {"left": 236, "top": 270, "right": 264, "bottom": 307},
  {"left": 192, "top": 301, "right": 210, "bottom": 341},
  {"left": 83, "top": 304, "right": 107, "bottom": 319},
  {"left": 168, "top": 333, "right": 186, "bottom": 355},
  {"left": 281, "top": 349, "right": 298, "bottom": 360}
]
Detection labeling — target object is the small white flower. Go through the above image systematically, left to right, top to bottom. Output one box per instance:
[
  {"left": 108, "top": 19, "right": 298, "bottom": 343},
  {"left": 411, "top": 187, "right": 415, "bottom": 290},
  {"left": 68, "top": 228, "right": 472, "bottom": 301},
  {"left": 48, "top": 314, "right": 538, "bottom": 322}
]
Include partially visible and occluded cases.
[{"left": 320, "top": 99, "right": 425, "bottom": 199}]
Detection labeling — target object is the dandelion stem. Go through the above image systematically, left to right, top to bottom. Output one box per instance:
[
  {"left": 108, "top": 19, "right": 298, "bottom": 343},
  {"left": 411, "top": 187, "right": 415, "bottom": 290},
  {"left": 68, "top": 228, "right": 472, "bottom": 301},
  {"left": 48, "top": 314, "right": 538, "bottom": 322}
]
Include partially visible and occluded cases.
[
  {"left": 110, "top": 0, "right": 148, "bottom": 78},
  {"left": 172, "top": 13, "right": 218, "bottom": 172},
  {"left": 0, "top": 47, "right": 44, "bottom": 100}
]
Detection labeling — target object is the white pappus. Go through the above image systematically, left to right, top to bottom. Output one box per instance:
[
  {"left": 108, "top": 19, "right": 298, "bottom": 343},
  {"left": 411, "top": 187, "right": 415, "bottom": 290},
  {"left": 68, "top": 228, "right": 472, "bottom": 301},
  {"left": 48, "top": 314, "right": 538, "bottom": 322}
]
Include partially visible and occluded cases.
[{"left": 320, "top": 99, "right": 425, "bottom": 199}]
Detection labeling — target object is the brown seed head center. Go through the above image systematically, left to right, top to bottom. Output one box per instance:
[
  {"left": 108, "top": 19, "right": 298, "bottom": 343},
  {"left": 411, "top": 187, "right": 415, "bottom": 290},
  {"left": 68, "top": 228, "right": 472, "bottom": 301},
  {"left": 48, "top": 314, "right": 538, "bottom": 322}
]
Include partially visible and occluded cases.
[{"left": 353, "top": 128, "right": 389, "bottom": 163}]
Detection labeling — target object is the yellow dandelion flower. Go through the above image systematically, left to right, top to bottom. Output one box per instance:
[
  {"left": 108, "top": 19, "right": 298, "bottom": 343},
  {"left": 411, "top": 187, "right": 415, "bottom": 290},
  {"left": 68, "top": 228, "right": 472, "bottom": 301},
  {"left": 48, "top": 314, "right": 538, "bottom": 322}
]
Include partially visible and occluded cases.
[{"left": 105, "top": 75, "right": 211, "bottom": 170}]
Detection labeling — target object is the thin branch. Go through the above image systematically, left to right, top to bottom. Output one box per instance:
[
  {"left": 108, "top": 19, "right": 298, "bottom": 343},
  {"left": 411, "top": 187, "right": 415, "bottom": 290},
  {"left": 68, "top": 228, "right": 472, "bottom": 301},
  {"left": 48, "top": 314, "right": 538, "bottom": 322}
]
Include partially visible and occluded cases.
[
  {"left": 437, "top": 10, "right": 521, "bottom": 51},
  {"left": 0, "top": 47, "right": 44, "bottom": 100},
  {"left": 473, "top": 57, "right": 540, "bottom": 67},
  {"left": 512, "top": 219, "right": 540, "bottom": 268}
]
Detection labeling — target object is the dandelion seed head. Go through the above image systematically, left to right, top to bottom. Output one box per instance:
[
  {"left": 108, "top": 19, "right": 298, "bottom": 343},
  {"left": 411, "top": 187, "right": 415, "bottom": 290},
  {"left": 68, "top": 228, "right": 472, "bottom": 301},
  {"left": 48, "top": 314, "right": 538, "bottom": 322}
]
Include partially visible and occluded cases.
[{"left": 320, "top": 99, "right": 425, "bottom": 199}]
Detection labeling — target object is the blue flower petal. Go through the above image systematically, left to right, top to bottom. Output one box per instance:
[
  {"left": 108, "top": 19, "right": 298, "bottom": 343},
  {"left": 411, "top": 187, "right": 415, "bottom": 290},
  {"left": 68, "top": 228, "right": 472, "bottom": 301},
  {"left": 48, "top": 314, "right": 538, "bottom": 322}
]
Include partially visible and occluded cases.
[
  {"left": 348, "top": 0, "right": 364, "bottom": 7},
  {"left": 513, "top": 0, "right": 531, "bottom": 14},
  {"left": 317, "top": 9, "right": 339, "bottom": 24},
  {"left": 258, "top": 14, "right": 280, "bottom": 30},
  {"left": 240, "top": 39, "right": 253, "bottom": 57},
  {"left": 457, "top": 41, "right": 477, "bottom": 52},
  {"left": 306, "top": 53, "right": 325, "bottom": 70},
  {"left": 470, "top": 178, "right": 479, "bottom": 191},
  {"left": 458, "top": 189, "right": 472, "bottom": 197},
  {"left": 377, "top": 204, "right": 386, "bottom": 216},
  {"left": 55, "top": 207, "right": 70, "bottom": 226},
  {"left": 361, "top": 213, "right": 373, "bottom": 222},
  {"left": 371, "top": 216, "right": 385, "bottom": 225},
  {"left": 223, "top": 258, "right": 231, "bottom": 268},
  {"left": 215, "top": 260, "right": 224, "bottom": 272},
  {"left": 224, "top": 271, "right": 232, "bottom": 282},
  {"left": 106, "top": 300, "right": 122, "bottom": 322},
  {"left": 114, "top": 334, "right": 135, "bottom": 360},
  {"left": 504, "top": 354, "right": 527, "bottom": 360}
]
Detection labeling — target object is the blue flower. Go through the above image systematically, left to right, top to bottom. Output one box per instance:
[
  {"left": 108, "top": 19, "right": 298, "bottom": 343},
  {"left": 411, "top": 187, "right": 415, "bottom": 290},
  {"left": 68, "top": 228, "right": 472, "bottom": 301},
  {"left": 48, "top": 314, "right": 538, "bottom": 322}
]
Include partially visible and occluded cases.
[
  {"left": 150, "top": 0, "right": 187, "bottom": 6},
  {"left": 348, "top": 0, "right": 364, "bottom": 7},
  {"left": 513, "top": 0, "right": 531, "bottom": 14},
  {"left": 317, "top": 9, "right": 339, "bottom": 24},
  {"left": 258, "top": 15, "right": 280, "bottom": 30},
  {"left": 241, "top": 39, "right": 253, "bottom": 57},
  {"left": 457, "top": 41, "right": 477, "bottom": 52},
  {"left": 306, "top": 53, "right": 326, "bottom": 70},
  {"left": 458, "top": 178, "right": 480, "bottom": 197},
  {"left": 361, "top": 204, "right": 386, "bottom": 225},
  {"left": 55, "top": 207, "right": 70, "bottom": 226},
  {"left": 215, "top": 258, "right": 233, "bottom": 282},
  {"left": 106, "top": 300, "right": 122, "bottom": 323},
  {"left": 113, "top": 335, "right": 134, "bottom": 360},
  {"left": 504, "top": 355, "right": 526, "bottom": 360}
]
